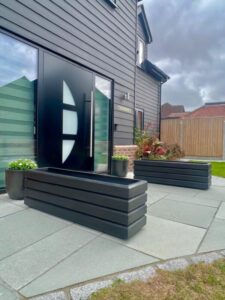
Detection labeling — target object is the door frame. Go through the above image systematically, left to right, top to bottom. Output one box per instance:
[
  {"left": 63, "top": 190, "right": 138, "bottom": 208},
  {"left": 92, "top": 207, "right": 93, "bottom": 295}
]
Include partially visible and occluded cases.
[{"left": 0, "top": 28, "right": 114, "bottom": 175}]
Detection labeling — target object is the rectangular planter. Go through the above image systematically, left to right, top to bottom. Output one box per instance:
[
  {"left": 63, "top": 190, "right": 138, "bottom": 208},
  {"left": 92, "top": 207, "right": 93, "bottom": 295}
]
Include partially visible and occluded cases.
[
  {"left": 134, "top": 160, "right": 211, "bottom": 190},
  {"left": 24, "top": 168, "right": 147, "bottom": 239}
]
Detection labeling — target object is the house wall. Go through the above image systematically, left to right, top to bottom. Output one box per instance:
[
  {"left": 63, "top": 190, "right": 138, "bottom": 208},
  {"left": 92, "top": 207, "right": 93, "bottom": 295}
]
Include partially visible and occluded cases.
[
  {"left": 0, "top": 0, "right": 137, "bottom": 145},
  {"left": 135, "top": 67, "right": 161, "bottom": 134}
]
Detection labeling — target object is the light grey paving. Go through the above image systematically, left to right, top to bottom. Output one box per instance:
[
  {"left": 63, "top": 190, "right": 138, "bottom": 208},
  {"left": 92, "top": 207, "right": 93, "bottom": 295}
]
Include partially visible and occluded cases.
[
  {"left": 212, "top": 175, "right": 225, "bottom": 187},
  {"left": 149, "top": 183, "right": 199, "bottom": 197},
  {"left": 195, "top": 186, "right": 225, "bottom": 202},
  {"left": 147, "top": 189, "right": 168, "bottom": 205},
  {"left": 163, "top": 193, "right": 221, "bottom": 208},
  {"left": 148, "top": 199, "right": 217, "bottom": 228},
  {"left": 0, "top": 200, "right": 25, "bottom": 218},
  {"left": 216, "top": 202, "right": 225, "bottom": 219},
  {"left": 0, "top": 209, "right": 69, "bottom": 260},
  {"left": 104, "top": 216, "right": 205, "bottom": 260},
  {"left": 199, "top": 219, "right": 225, "bottom": 252},
  {"left": 0, "top": 225, "right": 97, "bottom": 290},
  {"left": 20, "top": 237, "right": 157, "bottom": 298},
  {"left": 191, "top": 252, "right": 223, "bottom": 264},
  {"left": 157, "top": 258, "right": 189, "bottom": 271},
  {"left": 117, "top": 266, "right": 156, "bottom": 282},
  {"left": 70, "top": 280, "right": 113, "bottom": 300},
  {"left": 0, "top": 283, "right": 19, "bottom": 300},
  {"left": 32, "top": 291, "right": 66, "bottom": 300}
]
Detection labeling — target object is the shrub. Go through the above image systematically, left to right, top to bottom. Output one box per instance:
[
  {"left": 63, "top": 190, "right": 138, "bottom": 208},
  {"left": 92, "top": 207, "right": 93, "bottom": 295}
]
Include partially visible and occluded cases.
[
  {"left": 135, "top": 129, "right": 184, "bottom": 160},
  {"left": 112, "top": 154, "right": 129, "bottom": 161},
  {"left": 8, "top": 159, "right": 38, "bottom": 170}
]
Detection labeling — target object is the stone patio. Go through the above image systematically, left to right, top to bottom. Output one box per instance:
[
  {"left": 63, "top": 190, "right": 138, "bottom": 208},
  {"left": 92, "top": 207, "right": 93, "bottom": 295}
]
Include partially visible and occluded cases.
[{"left": 0, "top": 176, "right": 224, "bottom": 299}]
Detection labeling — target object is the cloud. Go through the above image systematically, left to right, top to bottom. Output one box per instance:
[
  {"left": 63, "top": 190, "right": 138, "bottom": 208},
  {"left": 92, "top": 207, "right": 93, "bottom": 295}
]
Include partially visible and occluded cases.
[{"left": 143, "top": 0, "right": 225, "bottom": 109}]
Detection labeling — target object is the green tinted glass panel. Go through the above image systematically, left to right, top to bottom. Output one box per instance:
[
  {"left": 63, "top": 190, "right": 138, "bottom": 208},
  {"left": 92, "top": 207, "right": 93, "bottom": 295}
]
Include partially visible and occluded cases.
[
  {"left": 0, "top": 33, "right": 37, "bottom": 189},
  {"left": 94, "top": 76, "right": 111, "bottom": 173}
]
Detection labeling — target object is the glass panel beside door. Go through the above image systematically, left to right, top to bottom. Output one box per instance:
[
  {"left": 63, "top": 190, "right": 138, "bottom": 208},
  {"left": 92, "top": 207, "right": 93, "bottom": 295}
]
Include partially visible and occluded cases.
[
  {"left": 0, "top": 32, "right": 37, "bottom": 190},
  {"left": 94, "top": 76, "right": 111, "bottom": 173}
]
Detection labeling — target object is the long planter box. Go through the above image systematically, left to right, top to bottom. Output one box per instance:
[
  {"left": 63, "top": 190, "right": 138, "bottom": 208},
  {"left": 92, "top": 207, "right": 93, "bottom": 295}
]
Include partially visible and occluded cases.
[
  {"left": 134, "top": 160, "right": 211, "bottom": 190},
  {"left": 24, "top": 168, "right": 147, "bottom": 239}
]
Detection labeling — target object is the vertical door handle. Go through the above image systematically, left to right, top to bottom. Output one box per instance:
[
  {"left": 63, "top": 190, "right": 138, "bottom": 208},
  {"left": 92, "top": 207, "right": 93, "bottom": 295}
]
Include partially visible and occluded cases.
[{"left": 90, "top": 91, "right": 94, "bottom": 157}]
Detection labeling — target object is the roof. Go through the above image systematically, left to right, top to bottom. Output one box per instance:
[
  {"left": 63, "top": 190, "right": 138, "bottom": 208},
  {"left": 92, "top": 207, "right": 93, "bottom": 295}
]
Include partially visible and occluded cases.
[
  {"left": 137, "top": 4, "right": 152, "bottom": 44},
  {"left": 140, "top": 59, "right": 170, "bottom": 83},
  {"left": 187, "top": 102, "right": 225, "bottom": 118},
  {"left": 161, "top": 103, "right": 185, "bottom": 118},
  {"left": 166, "top": 112, "right": 190, "bottom": 119}
]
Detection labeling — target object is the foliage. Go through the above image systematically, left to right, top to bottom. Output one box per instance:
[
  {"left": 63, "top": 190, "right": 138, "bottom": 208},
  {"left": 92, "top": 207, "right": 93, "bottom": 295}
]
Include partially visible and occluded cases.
[
  {"left": 135, "top": 128, "right": 184, "bottom": 160},
  {"left": 112, "top": 154, "right": 129, "bottom": 161},
  {"left": 8, "top": 159, "right": 38, "bottom": 171},
  {"left": 89, "top": 259, "right": 225, "bottom": 300}
]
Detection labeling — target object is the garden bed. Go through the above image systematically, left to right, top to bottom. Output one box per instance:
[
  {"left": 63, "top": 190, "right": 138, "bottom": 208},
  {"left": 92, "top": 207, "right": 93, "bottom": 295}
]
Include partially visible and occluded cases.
[
  {"left": 134, "top": 160, "right": 211, "bottom": 190},
  {"left": 24, "top": 168, "right": 147, "bottom": 239}
]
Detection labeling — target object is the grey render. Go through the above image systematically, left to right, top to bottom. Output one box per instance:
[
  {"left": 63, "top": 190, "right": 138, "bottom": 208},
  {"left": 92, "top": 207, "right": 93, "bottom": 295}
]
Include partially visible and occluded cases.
[{"left": 0, "top": 0, "right": 167, "bottom": 145}]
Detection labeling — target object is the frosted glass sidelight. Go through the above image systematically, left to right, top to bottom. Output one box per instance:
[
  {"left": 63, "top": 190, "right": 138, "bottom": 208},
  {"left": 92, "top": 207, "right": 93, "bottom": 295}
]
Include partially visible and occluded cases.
[
  {"left": 63, "top": 81, "right": 76, "bottom": 106},
  {"left": 63, "top": 110, "right": 78, "bottom": 135},
  {"left": 62, "top": 140, "right": 75, "bottom": 163}
]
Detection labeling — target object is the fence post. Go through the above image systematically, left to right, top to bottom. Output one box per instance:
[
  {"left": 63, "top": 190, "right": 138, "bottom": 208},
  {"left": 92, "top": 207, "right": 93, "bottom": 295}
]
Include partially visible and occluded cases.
[{"left": 180, "top": 120, "right": 183, "bottom": 150}]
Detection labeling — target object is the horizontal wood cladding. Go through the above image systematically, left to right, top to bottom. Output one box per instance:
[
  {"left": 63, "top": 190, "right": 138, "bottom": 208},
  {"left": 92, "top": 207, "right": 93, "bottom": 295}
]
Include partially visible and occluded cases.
[
  {"left": 0, "top": 0, "right": 138, "bottom": 146},
  {"left": 135, "top": 68, "right": 160, "bottom": 132}
]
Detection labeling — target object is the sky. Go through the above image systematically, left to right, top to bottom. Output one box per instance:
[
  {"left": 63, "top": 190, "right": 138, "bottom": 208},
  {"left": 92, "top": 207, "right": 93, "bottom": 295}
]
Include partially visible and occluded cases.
[{"left": 143, "top": 0, "right": 225, "bottom": 111}]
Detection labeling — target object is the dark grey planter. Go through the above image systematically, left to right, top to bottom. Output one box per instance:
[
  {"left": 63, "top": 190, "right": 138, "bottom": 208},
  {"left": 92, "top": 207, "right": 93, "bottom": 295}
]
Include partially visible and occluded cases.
[
  {"left": 111, "top": 159, "right": 128, "bottom": 177},
  {"left": 134, "top": 160, "right": 211, "bottom": 190},
  {"left": 24, "top": 168, "right": 147, "bottom": 239},
  {"left": 5, "top": 169, "right": 25, "bottom": 200}
]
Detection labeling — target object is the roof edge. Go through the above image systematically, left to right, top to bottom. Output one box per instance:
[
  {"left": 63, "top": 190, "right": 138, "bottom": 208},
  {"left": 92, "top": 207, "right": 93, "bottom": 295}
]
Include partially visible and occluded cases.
[
  {"left": 137, "top": 4, "right": 152, "bottom": 44},
  {"left": 140, "top": 59, "right": 170, "bottom": 83}
]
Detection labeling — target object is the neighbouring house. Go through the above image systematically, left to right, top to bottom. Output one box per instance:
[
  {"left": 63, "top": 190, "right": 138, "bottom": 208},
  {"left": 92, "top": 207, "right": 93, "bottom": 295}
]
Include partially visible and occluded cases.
[
  {"left": 0, "top": 0, "right": 168, "bottom": 190},
  {"left": 161, "top": 102, "right": 185, "bottom": 119},
  {"left": 186, "top": 102, "right": 225, "bottom": 118}
]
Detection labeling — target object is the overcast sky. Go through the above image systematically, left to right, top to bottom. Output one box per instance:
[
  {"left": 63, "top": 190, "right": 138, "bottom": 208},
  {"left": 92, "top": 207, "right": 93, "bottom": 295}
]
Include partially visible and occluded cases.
[{"left": 143, "top": 0, "right": 225, "bottom": 111}]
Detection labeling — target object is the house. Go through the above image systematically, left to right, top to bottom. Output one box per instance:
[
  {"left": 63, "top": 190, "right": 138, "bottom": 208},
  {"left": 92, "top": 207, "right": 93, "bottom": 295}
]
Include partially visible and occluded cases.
[
  {"left": 0, "top": 0, "right": 168, "bottom": 190},
  {"left": 161, "top": 102, "right": 185, "bottom": 119},
  {"left": 186, "top": 102, "right": 225, "bottom": 118}
]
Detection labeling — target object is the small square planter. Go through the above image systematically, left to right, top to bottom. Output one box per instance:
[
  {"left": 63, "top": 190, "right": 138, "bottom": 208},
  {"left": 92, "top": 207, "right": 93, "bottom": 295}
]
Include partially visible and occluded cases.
[
  {"left": 134, "top": 160, "right": 211, "bottom": 190},
  {"left": 24, "top": 168, "right": 147, "bottom": 239}
]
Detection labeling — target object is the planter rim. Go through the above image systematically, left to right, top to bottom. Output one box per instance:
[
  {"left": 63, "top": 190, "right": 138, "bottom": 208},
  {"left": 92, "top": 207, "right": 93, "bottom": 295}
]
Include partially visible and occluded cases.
[
  {"left": 135, "top": 159, "right": 211, "bottom": 166},
  {"left": 5, "top": 169, "right": 25, "bottom": 172}
]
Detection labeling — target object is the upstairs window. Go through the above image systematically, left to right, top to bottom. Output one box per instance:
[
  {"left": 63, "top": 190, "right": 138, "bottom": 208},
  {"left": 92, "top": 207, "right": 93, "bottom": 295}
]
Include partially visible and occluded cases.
[
  {"left": 105, "top": 0, "right": 117, "bottom": 8},
  {"left": 137, "top": 39, "right": 145, "bottom": 65},
  {"left": 135, "top": 108, "right": 144, "bottom": 130}
]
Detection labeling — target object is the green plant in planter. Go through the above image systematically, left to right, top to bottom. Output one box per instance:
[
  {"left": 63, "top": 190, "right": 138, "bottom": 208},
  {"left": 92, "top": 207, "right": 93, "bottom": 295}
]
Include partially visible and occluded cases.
[
  {"left": 112, "top": 154, "right": 129, "bottom": 161},
  {"left": 111, "top": 155, "right": 129, "bottom": 177},
  {"left": 6, "top": 159, "right": 38, "bottom": 200},
  {"left": 8, "top": 159, "right": 37, "bottom": 170}
]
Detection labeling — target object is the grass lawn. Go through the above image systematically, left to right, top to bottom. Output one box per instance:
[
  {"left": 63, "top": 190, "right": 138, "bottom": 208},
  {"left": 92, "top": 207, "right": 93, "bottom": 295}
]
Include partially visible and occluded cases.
[
  {"left": 210, "top": 162, "right": 225, "bottom": 178},
  {"left": 90, "top": 259, "right": 225, "bottom": 300}
]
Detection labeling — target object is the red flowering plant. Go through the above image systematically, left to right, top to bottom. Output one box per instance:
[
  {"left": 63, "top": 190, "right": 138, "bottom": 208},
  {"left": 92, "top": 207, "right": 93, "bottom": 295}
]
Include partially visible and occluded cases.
[{"left": 135, "top": 127, "right": 184, "bottom": 160}]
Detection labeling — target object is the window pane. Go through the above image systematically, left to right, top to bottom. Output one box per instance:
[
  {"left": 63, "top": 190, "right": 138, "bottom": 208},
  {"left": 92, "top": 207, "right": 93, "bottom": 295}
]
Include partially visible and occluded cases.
[
  {"left": 0, "top": 32, "right": 37, "bottom": 189},
  {"left": 138, "top": 40, "right": 144, "bottom": 65},
  {"left": 94, "top": 76, "right": 111, "bottom": 173}
]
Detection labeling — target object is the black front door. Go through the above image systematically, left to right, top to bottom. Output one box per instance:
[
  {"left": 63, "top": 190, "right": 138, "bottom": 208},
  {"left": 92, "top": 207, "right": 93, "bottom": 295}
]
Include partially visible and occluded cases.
[{"left": 38, "top": 52, "right": 94, "bottom": 170}]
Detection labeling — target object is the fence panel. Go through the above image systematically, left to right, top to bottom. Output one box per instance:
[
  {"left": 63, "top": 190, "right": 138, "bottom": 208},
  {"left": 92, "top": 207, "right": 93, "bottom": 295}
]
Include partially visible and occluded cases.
[{"left": 161, "top": 117, "right": 225, "bottom": 158}]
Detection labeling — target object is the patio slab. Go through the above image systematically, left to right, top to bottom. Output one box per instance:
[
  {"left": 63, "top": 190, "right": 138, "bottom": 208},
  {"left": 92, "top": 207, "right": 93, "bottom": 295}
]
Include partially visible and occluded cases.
[
  {"left": 148, "top": 199, "right": 217, "bottom": 228},
  {"left": 0, "top": 200, "right": 25, "bottom": 218},
  {"left": 215, "top": 202, "right": 225, "bottom": 219},
  {"left": 0, "top": 209, "right": 70, "bottom": 260},
  {"left": 103, "top": 215, "right": 205, "bottom": 260},
  {"left": 199, "top": 218, "right": 225, "bottom": 253},
  {"left": 0, "top": 225, "right": 98, "bottom": 290},
  {"left": 20, "top": 237, "right": 157, "bottom": 298},
  {"left": 0, "top": 283, "right": 19, "bottom": 300}
]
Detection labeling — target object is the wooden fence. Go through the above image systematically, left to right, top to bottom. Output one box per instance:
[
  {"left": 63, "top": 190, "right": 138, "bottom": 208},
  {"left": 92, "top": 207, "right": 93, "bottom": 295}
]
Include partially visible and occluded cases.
[{"left": 161, "top": 117, "right": 225, "bottom": 158}]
